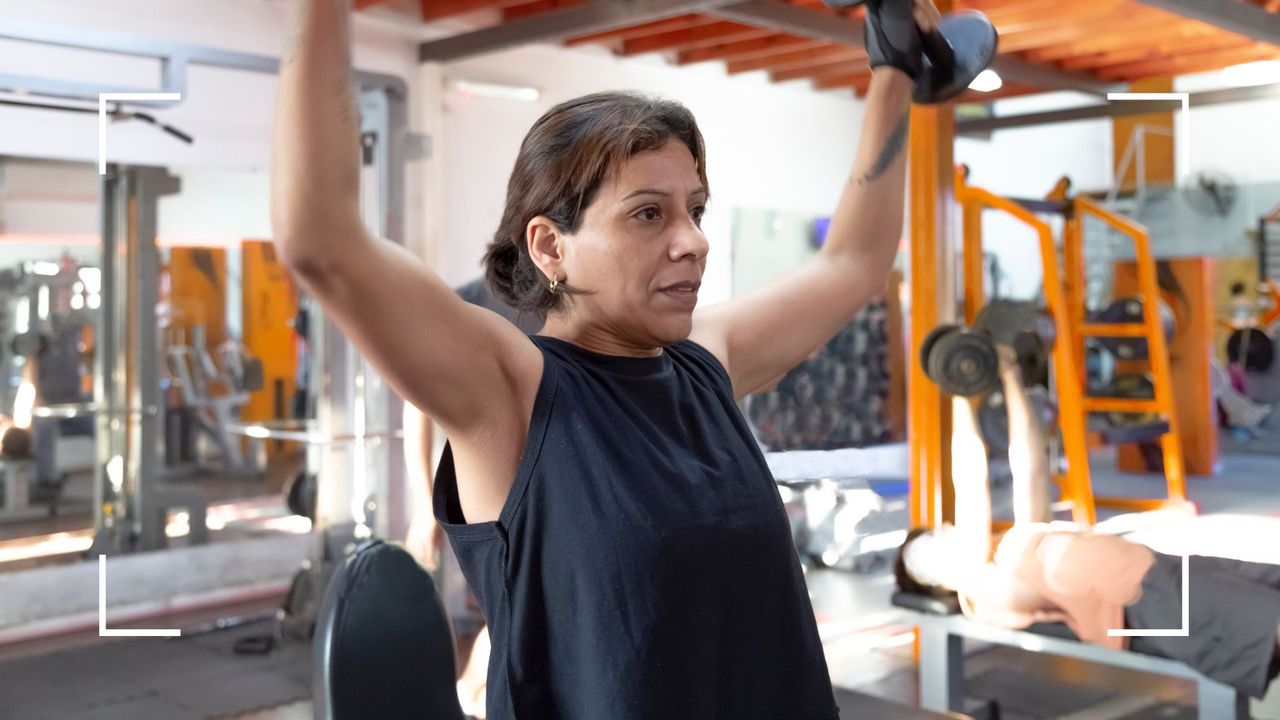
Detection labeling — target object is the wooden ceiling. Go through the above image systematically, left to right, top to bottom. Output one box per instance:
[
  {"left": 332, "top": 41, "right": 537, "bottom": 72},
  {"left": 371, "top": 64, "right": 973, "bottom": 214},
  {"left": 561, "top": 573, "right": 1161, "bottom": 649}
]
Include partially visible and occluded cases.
[{"left": 361, "top": 0, "right": 1280, "bottom": 101}]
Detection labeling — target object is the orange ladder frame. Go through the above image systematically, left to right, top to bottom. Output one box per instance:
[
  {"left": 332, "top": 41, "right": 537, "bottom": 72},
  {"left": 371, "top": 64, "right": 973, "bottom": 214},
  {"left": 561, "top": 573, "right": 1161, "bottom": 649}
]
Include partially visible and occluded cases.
[{"left": 956, "top": 170, "right": 1186, "bottom": 525}]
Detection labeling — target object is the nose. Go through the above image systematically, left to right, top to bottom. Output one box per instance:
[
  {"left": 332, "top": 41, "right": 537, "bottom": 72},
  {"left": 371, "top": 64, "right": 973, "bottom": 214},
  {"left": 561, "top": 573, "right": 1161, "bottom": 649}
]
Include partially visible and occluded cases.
[{"left": 669, "top": 213, "right": 709, "bottom": 262}]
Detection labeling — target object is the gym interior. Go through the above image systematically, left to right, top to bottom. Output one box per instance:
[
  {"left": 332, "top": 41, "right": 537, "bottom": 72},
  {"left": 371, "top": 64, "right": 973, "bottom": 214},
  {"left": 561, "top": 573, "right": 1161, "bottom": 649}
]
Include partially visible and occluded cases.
[{"left": 1, "top": 0, "right": 1280, "bottom": 718}]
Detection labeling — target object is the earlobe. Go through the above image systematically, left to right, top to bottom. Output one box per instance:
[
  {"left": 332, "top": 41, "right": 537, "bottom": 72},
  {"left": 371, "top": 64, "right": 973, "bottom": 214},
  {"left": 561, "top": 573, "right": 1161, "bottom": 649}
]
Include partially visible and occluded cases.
[{"left": 527, "top": 215, "right": 564, "bottom": 281}]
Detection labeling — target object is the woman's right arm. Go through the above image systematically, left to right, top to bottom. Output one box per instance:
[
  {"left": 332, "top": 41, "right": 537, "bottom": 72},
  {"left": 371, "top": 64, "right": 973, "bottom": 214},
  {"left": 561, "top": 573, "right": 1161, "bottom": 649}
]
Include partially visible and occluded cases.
[{"left": 269, "top": 0, "right": 539, "bottom": 434}]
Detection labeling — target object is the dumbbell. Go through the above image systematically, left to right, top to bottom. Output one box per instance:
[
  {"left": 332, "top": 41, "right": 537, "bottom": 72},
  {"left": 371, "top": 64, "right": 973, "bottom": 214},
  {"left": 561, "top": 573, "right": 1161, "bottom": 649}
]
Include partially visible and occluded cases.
[
  {"left": 820, "top": 0, "right": 999, "bottom": 104},
  {"left": 1095, "top": 296, "right": 1175, "bottom": 360},
  {"left": 973, "top": 300, "right": 1056, "bottom": 387},
  {"left": 920, "top": 324, "right": 1000, "bottom": 397},
  {"left": 978, "top": 386, "right": 1059, "bottom": 455}
]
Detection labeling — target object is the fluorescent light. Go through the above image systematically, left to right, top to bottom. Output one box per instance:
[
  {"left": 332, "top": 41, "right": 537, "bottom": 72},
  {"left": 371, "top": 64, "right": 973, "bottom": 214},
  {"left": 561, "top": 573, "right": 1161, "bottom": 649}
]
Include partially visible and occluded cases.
[
  {"left": 1223, "top": 60, "right": 1280, "bottom": 88},
  {"left": 969, "top": 69, "right": 1003, "bottom": 93},
  {"left": 453, "top": 79, "right": 540, "bottom": 103},
  {"left": 30, "top": 261, "right": 60, "bottom": 276}
]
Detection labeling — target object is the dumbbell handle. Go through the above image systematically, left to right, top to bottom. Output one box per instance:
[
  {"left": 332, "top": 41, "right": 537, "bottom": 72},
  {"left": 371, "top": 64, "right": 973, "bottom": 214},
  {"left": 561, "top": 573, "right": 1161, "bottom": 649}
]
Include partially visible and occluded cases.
[{"left": 827, "top": 0, "right": 957, "bottom": 83}]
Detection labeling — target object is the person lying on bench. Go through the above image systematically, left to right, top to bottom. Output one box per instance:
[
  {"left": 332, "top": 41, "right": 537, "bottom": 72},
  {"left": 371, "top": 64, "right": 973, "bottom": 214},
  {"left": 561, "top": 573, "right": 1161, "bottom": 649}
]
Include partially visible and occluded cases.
[{"left": 894, "top": 345, "right": 1280, "bottom": 700}]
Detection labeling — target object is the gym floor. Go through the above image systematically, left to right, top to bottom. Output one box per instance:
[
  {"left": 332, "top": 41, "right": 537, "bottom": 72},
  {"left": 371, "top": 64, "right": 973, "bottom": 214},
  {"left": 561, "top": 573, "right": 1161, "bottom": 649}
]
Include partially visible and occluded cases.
[{"left": 3, "top": 444, "right": 1279, "bottom": 720}]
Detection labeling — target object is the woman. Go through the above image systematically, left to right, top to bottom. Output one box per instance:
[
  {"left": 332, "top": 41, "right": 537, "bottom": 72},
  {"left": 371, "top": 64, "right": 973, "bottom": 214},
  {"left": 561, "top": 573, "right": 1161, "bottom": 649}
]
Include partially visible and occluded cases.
[
  {"left": 272, "top": 0, "right": 938, "bottom": 716},
  {"left": 896, "top": 346, "right": 1280, "bottom": 699}
]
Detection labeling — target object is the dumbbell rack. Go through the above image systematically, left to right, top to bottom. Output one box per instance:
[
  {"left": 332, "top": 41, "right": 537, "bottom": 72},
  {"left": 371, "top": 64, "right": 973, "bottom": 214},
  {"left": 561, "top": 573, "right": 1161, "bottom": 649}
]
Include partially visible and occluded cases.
[{"left": 956, "top": 171, "right": 1186, "bottom": 526}]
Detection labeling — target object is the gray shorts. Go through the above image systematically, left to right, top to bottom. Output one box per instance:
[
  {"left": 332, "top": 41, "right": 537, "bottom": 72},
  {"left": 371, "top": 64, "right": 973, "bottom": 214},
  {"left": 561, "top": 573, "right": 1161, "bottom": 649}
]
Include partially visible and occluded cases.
[{"left": 1124, "top": 551, "right": 1280, "bottom": 698}]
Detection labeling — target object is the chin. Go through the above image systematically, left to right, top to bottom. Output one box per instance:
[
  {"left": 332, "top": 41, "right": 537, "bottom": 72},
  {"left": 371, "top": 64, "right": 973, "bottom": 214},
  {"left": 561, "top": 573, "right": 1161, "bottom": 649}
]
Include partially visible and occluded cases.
[{"left": 653, "top": 317, "right": 693, "bottom": 346}]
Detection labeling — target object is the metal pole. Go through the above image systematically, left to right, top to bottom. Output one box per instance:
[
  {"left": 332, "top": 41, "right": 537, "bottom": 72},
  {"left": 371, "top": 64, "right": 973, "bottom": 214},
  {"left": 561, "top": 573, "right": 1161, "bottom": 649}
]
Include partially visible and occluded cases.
[
  {"left": 90, "top": 164, "right": 177, "bottom": 555},
  {"left": 91, "top": 167, "right": 122, "bottom": 553}
]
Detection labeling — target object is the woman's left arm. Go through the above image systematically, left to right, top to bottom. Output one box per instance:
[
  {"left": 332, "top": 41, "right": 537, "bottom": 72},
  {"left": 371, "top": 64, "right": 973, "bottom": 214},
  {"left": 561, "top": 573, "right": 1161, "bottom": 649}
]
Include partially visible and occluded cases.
[{"left": 691, "top": 67, "right": 918, "bottom": 399}]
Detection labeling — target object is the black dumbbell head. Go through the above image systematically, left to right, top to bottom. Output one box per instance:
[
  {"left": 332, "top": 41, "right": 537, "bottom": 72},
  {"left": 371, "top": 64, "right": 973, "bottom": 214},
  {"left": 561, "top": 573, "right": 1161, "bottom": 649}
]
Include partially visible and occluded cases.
[{"left": 914, "top": 11, "right": 999, "bottom": 104}]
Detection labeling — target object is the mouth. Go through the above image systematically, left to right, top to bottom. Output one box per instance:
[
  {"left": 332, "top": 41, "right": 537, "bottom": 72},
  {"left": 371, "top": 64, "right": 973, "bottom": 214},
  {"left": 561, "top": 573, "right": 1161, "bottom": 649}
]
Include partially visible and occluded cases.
[{"left": 660, "top": 282, "right": 701, "bottom": 294}]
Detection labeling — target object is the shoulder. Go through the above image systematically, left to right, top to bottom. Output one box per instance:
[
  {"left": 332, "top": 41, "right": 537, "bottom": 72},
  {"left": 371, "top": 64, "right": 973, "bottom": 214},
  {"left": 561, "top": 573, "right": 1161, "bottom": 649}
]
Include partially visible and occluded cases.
[{"left": 671, "top": 339, "right": 732, "bottom": 387}]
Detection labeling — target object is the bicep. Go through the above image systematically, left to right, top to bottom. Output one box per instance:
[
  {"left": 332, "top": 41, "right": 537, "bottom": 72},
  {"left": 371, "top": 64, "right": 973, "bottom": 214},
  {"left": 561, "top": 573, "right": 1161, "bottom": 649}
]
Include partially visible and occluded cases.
[
  {"left": 285, "top": 228, "right": 540, "bottom": 434},
  {"left": 690, "top": 254, "right": 884, "bottom": 399}
]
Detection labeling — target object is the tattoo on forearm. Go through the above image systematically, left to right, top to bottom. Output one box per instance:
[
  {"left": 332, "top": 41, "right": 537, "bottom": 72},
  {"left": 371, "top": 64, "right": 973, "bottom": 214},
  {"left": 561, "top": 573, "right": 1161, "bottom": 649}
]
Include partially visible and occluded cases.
[
  {"left": 333, "top": 72, "right": 359, "bottom": 129},
  {"left": 857, "top": 111, "right": 910, "bottom": 187}
]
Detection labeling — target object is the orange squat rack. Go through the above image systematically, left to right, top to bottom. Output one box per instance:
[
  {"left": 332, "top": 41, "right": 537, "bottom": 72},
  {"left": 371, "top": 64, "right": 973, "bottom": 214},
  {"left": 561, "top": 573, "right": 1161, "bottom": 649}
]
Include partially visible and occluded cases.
[{"left": 955, "top": 169, "right": 1187, "bottom": 526}]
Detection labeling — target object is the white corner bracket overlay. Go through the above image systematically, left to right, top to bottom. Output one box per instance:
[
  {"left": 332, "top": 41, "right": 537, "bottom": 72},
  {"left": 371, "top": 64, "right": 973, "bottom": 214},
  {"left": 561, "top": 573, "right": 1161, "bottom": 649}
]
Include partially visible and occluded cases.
[
  {"left": 1105, "top": 92, "right": 1191, "bottom": 185},
  {"left": 98, "top": 93, "right": 183, "bottom": 175},
  {"left": 1108, "top": 553, "right": 1190, "bottom": 638},
  {"left": 99, "top": 555, "right": 182, "bottom": 637}
]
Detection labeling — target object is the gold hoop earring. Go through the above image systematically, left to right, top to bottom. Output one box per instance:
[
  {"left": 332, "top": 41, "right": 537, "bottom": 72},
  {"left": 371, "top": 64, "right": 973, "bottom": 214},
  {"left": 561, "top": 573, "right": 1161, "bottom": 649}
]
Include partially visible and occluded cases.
[{"left": 548, "top": 276, "right": 559, "bottom": 295}]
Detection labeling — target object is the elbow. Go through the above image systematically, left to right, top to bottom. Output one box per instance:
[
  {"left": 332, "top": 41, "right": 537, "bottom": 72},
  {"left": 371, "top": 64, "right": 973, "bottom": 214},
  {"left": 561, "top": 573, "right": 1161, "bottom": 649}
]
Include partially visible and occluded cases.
[
  {"left": 272, "top": 217, "right": 361, "bottom": 283},
  {"left": 272, "top": 231, "right": 322, "bottom": 278}
]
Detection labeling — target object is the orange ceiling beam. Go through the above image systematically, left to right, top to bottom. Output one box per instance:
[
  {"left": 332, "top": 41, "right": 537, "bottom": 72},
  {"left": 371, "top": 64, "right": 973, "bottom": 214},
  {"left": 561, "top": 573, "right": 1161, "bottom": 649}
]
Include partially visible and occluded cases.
[
  {"left": 418, "top": 0, "right": 509, "bottom": 21},
  {"left": 503, "top": 0, "right": 582, "bottom": 22},
  {"left": 983, "top": 0, "right": 1126, "bottom": 29},
  {"left": 993, "top": 8, "right": 1177, "bottom": 54},
  {"left": 565, "top": 14, "right": 718, "bottom": 46},
  {"left": 1024, "top": 15, "right": 1216, "bottom": 63},
  {"left": 621, "top": 21, "right": 772, "bottom": 55},
  {"left": 1059, "top": 32, "right": 1251, "bottom": 71},
  {"left": 676, "top": 34, "right": 823, "bottom": 65},
  {"left": 1098, "top": 41, "right": 1279, "bottom": 79},
  {"left": 728, "top": 44, "right": 862, "bottom": 74},
  {"left": 771, "top": 56, "right": 868, "bottom": 82},
  {"left": 812, "top": 71, "right": 873, "bottom": 94}
]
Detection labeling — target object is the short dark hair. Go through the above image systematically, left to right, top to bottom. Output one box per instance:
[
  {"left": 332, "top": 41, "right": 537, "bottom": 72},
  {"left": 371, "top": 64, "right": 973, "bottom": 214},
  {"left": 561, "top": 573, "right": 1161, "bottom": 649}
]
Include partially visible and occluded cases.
[
  {"left": 482, "top": 91, "right": 709, "bottom": 321},
  {"left": 892, "top": 526, "right": 952, "bottom": 597}
]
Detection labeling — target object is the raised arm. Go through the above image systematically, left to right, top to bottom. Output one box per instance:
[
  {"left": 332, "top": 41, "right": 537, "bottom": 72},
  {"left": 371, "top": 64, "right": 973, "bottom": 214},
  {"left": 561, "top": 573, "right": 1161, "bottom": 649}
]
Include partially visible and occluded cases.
[
  {"left": 270, "top": 0, "right": 538, "bottom": 435},
  {"left": 690, "top": 67, "right": 913, "bottom": 398},
  {"left": 998, "top": 347, "right": 1052, "bottom": 524},
  {"left": 950, "top": 395, "right": 994, "bottom": 563}
]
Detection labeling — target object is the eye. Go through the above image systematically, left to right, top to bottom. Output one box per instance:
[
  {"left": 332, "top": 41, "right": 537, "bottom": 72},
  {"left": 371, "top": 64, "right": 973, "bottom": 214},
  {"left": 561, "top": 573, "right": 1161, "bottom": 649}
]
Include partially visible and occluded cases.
[
  {"left": 690, "top": 205, "right": 707, "bottom": 225},
  {"left": 635, "top": 206, "right": 662, "bottom": 223}
]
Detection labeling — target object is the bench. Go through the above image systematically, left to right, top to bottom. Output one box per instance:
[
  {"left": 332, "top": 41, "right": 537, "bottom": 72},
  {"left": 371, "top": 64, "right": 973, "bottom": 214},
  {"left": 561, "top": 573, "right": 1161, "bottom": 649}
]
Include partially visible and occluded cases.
[{"left": 893, "top": 591, "right": 1249, "bottom": 719}]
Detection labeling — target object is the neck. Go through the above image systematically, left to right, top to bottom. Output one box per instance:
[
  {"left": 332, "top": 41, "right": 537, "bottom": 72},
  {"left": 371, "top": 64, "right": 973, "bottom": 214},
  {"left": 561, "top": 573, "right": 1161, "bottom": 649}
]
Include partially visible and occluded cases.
[{"left": 539, "top": 315, "right": 663, "bottom": 358}]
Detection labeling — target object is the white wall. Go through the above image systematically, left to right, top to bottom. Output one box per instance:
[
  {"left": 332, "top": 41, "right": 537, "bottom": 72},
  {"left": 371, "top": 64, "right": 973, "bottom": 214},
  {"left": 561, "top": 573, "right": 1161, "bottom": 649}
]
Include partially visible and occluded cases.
[
  {"left": 437, "top": 45, "right": 866, "bottom": 304},
  {"left": 955, "top": 91, "right": 1114, "bottom": 299}
]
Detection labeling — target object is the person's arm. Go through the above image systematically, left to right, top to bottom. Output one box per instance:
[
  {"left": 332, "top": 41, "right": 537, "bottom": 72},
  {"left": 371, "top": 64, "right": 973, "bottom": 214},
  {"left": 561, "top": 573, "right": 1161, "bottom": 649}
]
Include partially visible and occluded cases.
[
  {"left": 270, "top": 0, "right": 538, "bottom": 435},
  {"left": 689, "top": 1, "right": 938, "bottom": 399},
  {"left": 999, "top": 346, "right": 1051, "bottom": 524},
  {"left": 951, "top": 394, "right": 994, "bottom": 563},
  {"left": 402, "top": 402, "right": 445, "bottom": 570}
]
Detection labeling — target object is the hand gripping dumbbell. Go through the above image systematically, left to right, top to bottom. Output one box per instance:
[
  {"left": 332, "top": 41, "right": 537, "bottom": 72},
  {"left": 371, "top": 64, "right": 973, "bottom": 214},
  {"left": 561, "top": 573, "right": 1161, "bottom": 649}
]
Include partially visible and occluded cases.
[{"left": 820, "top": 0, "right": 999, "bottom": 104}]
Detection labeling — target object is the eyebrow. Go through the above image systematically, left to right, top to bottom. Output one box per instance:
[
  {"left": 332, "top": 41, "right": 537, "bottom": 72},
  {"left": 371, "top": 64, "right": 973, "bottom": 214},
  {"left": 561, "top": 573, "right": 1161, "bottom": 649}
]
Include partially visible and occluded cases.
[{"left": 621, "top": 187, "right": 708, "bottom": 202}]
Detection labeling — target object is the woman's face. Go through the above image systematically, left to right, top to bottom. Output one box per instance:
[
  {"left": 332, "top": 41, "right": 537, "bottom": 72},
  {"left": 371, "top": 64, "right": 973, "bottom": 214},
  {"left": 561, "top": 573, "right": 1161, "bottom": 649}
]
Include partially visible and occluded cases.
[{"left": 537, "top": 140, "right": 709, "bottom": 350}]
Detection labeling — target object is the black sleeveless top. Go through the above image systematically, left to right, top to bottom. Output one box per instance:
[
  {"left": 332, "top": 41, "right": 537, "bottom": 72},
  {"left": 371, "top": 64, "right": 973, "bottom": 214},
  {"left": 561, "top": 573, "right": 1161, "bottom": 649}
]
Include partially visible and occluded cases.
[{"left": 433, "top": 335, "right": 838, "bottom": 720}]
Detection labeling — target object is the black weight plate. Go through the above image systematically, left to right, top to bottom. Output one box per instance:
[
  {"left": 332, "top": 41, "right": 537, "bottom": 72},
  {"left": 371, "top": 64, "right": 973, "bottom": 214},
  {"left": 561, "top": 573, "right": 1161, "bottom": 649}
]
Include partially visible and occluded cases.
[
  {"left": 914, "top": 11, "right": 999, "bottom": 105},
  {"left": 974, "top": 300, "right": 1054, "bottom": 350},
  {"left": 919, "top": 324, "right": 961, "bottom": 381},
  {"left": 1227, "top": 327, "right": 1276, "bottom": 373},
  {"left": 929, "top": 328, "right": 999, "bottom": 397}
]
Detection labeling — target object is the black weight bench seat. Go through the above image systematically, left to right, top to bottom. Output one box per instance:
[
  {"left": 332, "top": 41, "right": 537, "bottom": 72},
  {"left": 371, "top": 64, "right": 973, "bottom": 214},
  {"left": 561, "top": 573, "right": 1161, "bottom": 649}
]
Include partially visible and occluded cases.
[
  {"left": 314, "top": 540, "right": 467, "bottom": 720},
  {"left": 891, "top": 591, "right": 1249, "bottom": 719}
]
